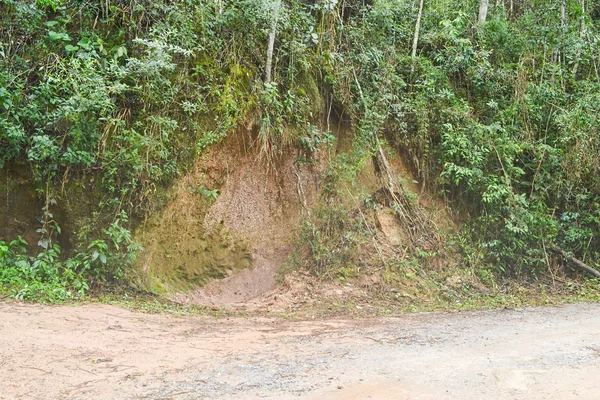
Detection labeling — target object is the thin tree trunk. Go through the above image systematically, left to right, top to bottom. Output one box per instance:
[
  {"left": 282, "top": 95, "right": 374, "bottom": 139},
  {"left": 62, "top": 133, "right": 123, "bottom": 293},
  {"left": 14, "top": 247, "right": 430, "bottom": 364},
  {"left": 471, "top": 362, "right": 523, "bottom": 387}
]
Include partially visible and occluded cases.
[
  {"left": 265, "top": 0, "right": 281, "bottom": 84},
  {"left": 412, "top": 0, "right": 424, "bottom": 58},
  {"left": 478, "top": 0, "right": 489, "bottom": 24},
  {"left": 558, "top": 0, "right": 566, "bottom": 79},
  {"left": 572, "top": 0, "right": 586, "bottom": 78},
  {"left": 265, "top": 27, "right": 276, "bottom": 83}
]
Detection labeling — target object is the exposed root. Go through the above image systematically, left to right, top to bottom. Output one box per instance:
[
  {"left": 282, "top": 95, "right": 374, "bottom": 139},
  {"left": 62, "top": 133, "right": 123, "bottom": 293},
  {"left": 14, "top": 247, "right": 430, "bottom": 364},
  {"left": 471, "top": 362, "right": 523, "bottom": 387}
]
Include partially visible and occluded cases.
[{"left": 373, "top": 141, "right": 440, "bottom": 250}]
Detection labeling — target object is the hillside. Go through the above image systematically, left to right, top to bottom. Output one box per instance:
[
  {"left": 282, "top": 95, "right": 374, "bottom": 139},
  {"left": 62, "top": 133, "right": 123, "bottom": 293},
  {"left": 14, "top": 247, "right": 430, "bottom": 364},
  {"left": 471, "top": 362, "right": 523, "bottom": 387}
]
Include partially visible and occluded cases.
[{"left": 1, "top": 0, "right": 600, "bottom": 305}]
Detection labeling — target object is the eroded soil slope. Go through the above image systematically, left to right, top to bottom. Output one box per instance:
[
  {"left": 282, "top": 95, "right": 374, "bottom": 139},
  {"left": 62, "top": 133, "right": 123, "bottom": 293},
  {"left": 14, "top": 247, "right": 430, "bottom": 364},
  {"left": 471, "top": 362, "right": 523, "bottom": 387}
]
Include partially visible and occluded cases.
[
  {"left": 136, "top": 130, "right": 328, "bottom": 303},
  {"left": 1, "top": 302, "right": 599, "bottom": 399}
]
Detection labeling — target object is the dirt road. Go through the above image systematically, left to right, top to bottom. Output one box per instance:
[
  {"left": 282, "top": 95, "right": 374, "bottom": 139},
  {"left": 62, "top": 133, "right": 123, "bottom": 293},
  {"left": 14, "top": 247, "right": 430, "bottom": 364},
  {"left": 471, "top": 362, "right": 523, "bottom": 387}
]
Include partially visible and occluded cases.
[{"left": 1, "top": 302, "right": 599, "bottom": 399}]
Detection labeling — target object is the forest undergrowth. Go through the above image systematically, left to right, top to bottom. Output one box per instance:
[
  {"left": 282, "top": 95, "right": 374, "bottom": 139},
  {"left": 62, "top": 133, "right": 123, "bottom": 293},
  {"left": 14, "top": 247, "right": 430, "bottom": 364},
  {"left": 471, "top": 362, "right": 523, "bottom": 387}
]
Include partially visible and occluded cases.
[{"left": 1, "top": 0, "right": 600, "bottom": 304}]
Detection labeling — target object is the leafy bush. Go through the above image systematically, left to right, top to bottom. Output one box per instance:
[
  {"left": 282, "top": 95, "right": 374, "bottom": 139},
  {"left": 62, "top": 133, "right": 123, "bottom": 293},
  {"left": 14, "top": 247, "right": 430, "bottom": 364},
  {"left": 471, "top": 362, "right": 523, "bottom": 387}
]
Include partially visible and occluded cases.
[{"left": 0, "top": 211, "right": 140, "bottom": 302}]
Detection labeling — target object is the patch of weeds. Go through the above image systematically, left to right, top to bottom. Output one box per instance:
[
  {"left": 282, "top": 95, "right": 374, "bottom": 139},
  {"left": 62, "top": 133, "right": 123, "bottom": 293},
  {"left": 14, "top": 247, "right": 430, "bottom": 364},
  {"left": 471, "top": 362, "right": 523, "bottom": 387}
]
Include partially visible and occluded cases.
[
  {"left": 187, "top": 181, "right": 219, "bottom": 203},
  {"left": 336, "top": 263, "right": 359, "bottom": 282}
]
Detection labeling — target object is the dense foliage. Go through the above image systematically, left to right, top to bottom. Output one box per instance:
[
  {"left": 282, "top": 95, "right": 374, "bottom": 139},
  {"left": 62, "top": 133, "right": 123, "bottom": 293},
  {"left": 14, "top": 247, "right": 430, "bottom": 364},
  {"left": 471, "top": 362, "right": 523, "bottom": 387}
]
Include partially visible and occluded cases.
[{"left": 1, "top": 0, "right": 599, "bottom": 298}]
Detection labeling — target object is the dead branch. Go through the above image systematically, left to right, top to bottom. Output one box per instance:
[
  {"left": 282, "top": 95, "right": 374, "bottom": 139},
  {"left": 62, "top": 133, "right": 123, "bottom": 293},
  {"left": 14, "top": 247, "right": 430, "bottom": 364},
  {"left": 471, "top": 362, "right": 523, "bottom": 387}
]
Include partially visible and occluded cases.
[{"left": 550, "top": 245, "right": 600, "bottom": 279}]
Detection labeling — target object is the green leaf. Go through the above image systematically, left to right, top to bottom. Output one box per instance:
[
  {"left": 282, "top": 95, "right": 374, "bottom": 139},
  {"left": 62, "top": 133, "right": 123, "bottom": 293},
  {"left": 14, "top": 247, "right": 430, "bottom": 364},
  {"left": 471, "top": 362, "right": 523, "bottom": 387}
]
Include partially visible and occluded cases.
[
  {"left": 48, "top": 31, "right": 71, "bottom": 41},
  {"left": 77, "top": 39, "right": 93, "bottom": 51},
  {"left": 64, "top": 45, "right": 79, "bottom": 52},
  {"left": 115, "top": 46, "right": 127, "bottom": 59}
]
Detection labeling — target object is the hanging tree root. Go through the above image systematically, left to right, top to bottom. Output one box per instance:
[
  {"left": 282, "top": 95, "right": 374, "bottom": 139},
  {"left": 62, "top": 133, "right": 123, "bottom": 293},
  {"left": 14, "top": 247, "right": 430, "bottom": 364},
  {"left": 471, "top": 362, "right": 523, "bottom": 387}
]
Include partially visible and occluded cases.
[
  {"left": 372, "top": 139, "right": 440, "bottom": 249},
  {"left": 550, "top": 245, "right": 600, "bottom": 279}
]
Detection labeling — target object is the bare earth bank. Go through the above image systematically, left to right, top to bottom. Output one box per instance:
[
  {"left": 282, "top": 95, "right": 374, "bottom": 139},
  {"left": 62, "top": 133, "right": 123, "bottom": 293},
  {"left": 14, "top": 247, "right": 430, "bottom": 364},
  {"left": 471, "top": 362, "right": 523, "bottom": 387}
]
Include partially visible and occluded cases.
[{"left": 1, "top": 302, "right": 599, "bottom": 399}]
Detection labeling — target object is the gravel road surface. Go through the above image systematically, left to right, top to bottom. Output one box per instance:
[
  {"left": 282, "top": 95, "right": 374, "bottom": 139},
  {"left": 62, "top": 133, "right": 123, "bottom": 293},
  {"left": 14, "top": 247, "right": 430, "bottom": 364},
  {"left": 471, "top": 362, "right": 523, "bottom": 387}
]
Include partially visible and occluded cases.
[{"left": 1, "top": 302, "right": 599, "bottom": 399}]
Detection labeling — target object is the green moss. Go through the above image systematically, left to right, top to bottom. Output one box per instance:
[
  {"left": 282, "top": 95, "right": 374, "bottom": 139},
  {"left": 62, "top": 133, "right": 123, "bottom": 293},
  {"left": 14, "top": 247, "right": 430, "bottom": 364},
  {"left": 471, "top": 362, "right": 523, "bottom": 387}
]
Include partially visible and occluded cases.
[
  {"left": 295, "top": 70, "right": 324, "bottom": 117},
  {"left": 135, "top": 215, "right": 253, "bottom": 294},
  {"left": 150, "top": 278, "right": 168, "bottom": 295}
]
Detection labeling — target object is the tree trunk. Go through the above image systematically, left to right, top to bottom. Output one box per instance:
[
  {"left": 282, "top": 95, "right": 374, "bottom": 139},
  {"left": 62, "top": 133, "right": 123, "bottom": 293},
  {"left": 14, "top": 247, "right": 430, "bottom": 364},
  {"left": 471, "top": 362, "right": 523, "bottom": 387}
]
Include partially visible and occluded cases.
[
  {"left": 265, "top": 0, "right": 281, "bottom": 83},
  {"left": 412, "top": 0, "right": 424, "bottom": 58},
  {"left": 478, "top": 0, "right": 489, "bottom": 24},
  {"left": 572, "top": 0, "right": 586, "bottom": 77},
  {"left": 265, "top": 27, "right": 276, "bottom": 83}
]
